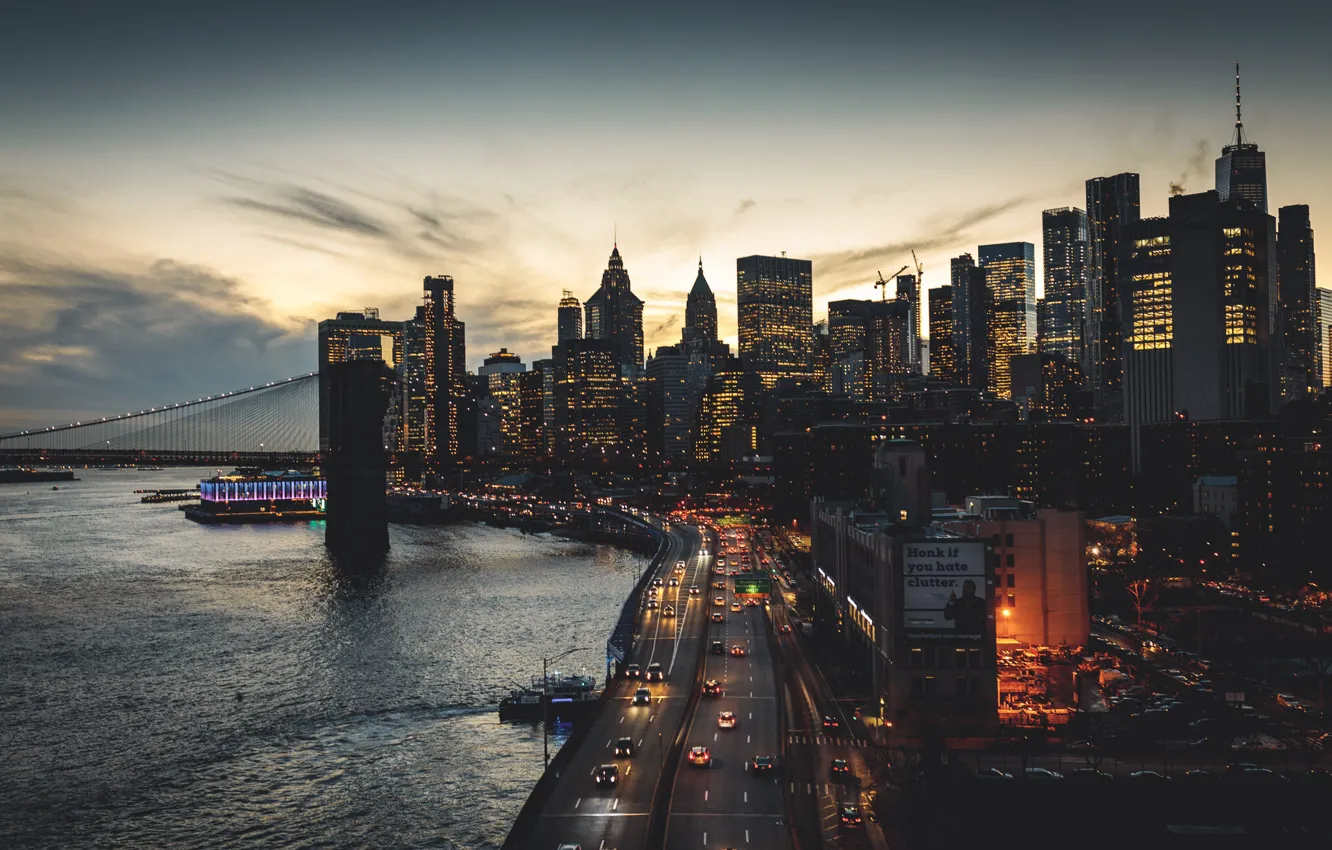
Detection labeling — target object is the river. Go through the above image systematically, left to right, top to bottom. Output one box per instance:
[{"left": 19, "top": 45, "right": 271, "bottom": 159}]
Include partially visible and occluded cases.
[{"left": 0, "top": 468, "right": 648, "bottom": 849}]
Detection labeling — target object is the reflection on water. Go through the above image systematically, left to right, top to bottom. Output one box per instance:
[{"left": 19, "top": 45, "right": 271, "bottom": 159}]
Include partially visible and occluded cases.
[{"left": 0, "top": 469, "right": 646, "bottom": 849}]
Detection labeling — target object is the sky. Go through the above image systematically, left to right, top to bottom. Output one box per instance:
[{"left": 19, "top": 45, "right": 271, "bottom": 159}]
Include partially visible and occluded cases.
[{"left": 2, "top": 0, "right": 1329, "bottom": 431}]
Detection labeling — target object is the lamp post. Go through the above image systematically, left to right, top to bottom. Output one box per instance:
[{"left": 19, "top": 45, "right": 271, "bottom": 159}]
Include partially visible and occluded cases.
[{"left": 543, "top": 646, "right": 587, "bottom": 769}]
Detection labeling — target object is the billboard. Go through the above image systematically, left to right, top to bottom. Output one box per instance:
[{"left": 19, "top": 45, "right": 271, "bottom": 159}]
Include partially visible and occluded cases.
[{"left": 902, "top": 541, "right": 988, "bottom": 640}]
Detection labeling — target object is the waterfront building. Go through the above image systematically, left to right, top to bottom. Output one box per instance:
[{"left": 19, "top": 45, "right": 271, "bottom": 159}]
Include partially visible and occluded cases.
[
  {"left": 1085, "top": 172, "right": 1141, "bottom": 421},
  {"left": 1277, "top": 205, "right": 1317, "bottom": 398},
  {"left": 1041, "top": 207, "right": 1091, "bottom": 366},
  {"left": 979, "top": 242, "right": 1037, "bottom": 400},
  {"left": 584, "top": 244, "right": 645, "bottom": 373},
  {"left": 737, "top": 254, "right": 814, "bottom": 388},
  {"left": 423, "top": 275, "right": 462, "bottom": 467},
  {"left": 928, "top": 285, "right": 956, "bottom": 384},
  {"left": 558, "top": 290, "right": 583, "bottom": 342},
  {"left": 402, "top": 306, "right": 430, "bottom": 458},
  {"left": 479, "top": 349, "right": 526, "bottom": 456}
]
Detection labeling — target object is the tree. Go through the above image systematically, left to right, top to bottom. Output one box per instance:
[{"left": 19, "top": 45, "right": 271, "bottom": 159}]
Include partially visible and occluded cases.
[{"left": 1125, "top": 577, "right": 1159, "bottom": 631}]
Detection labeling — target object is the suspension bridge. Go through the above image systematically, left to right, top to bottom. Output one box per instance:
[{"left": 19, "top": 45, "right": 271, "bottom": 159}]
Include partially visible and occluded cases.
[{"left": 0, "top": 374, "right": 320, "bottom": 466}]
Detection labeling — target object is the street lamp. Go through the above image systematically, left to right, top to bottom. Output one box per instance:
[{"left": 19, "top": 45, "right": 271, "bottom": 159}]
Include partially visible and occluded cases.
[{"left": 543, "top": 646, "right": 588, "bottom": 769}]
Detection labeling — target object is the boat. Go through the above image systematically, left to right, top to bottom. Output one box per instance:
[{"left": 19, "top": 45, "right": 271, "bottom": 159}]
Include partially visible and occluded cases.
[{"left": 498, "top": 672, "right": 600, "bottom": 722}]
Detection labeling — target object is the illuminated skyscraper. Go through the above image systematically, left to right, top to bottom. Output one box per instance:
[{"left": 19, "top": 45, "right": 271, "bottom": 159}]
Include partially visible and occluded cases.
[
  {"left": 1215, "top": 65, "right": 1268, "bottom": 214},
  {"left": 1086, "top": 173, "right": 1141, "bottom": 420},
  {"left": 1277, "top": 205, "right": 1317, "bottom": 398},
  {"left": 1041, "top": 207, "right": 1091, "bottom": 365},
  {"left": 1120, "top": 216, "right": 1173, "bottom": 439},
  {"left": 979, "top": 242, "right": 1036, "bottom": 400},
  {"left": 584, "top": 244, "right": 645, "bottom": 372},
  {"left": 950, "top": 253, "right": 990, "bottom": 390},
  {"left": 737, "top": 254, "right": 813, "bottom": 388},
  {"left": 683, "top": 258, "right": 718, "bottom": 343},
  {"left": 895, "top": 273, "right": 921, "bottom": 372},
  {"left": 423, "top": 275, "right": 461, "bottom": 466},
  {"left": 928, "top": 285, "right": 957, "bottom": 384},
  {"left": 1318, "top": 288, "right": 1332, "bottom": 388},
  {"left": 558, "top": 290, "right": 583, "bottom": 342},
  {"left": 828, "top": 299, "right": 910, "bottom": 401},
  {"left": 402, "top": 306, "right": 429, "bottom": 457},
  {"left": 553, "top": 338, "right": 621, "bottom": 458},
  {"left": 479, "top": 348, "right": 526, "bottom": 455},
  {"left": 692, "top": 357, "right": 757, "bottom": 464}
]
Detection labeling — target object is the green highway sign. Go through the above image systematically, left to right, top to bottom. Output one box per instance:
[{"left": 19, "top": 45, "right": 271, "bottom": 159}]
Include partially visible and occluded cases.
[{"left": 733, "top": 576, "right": 772, "bottom": 596}]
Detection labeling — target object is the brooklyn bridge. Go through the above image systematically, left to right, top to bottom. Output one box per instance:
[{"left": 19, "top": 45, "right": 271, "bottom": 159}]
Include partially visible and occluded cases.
[{"left": 0, "top": 374, "right": 320, "bottom": 466}]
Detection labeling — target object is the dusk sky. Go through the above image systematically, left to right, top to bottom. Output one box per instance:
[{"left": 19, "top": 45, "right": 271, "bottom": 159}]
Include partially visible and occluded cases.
[{"left": 2, "top": 0, "right": 1328, "bottom": 431}]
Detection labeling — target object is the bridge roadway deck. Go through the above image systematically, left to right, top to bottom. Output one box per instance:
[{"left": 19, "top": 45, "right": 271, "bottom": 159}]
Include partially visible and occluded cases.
[{"left": 514, "top": 524, "right": 708, "bottom": 850}]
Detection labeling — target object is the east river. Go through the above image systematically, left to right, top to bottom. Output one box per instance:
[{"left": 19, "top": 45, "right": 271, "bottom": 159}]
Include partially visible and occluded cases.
[{"left": 0, "top": 469, "right": 649, "bottom": 849}]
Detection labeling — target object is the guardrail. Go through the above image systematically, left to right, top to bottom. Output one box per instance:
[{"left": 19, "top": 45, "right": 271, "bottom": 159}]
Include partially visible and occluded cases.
[{"left": 501, "top": 519, "right": 669, "bottom": 850}]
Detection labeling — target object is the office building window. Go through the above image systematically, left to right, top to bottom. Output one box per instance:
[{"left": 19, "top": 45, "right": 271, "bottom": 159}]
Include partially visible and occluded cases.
[
  {"left": 1005, "top": 533, "right": 1014, "bottom": 546},
  {"left": 1006, "top": 554, "right": 1015, "bottom": 567},
  {"left": 1007, "top": 574, "right": 1015, "bottom": 587},
  {"left": 1008, "top": 594, "right": 1016, "bottom": 607},
  {"left": 910, "top": 647, "right": 923, "bottom": 669},
  {"left": 955, "top": 648, "right": 967, "bottom": 669},
  {"left": 968, "top": 648, "right": 982, "bottom": 669},
  {"left": 911, "top": 676, "right": 924, "bottom": 696},
  {"left": 924, "top": 676, "right": 937, "bottom": 695},
  {"left": 955, "top": 676, "right": 968, "bottom": 695}
]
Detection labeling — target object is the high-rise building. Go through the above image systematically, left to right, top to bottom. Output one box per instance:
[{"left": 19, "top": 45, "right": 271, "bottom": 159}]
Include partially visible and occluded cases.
[
  {"left": 1215, "top": 65, "right": 1268, "bottom": 214},
  {"left": 1086, "top": 173, "right": 1141, "bottom": 421},
  {"left": 1277, "top": 205, "right": 1317, "bottom": 399},
  {"left": 1041, "top": 207, "right": 1091, "bottom": 366},
  {"left": 1120, "top": 216, "right": 1174, "bottom": 441},
  {"left": 979, "top": 242, "right": 1036, "bottom": 400},
  {"left": 584, "top": 244, "right": 645, "bottom": 372},
  {"left": 737, "top": 254, "right": 814, "bottom": 388},
  {"left": 950, "top": 254, "right": 991, "bottom": 391},
  {"left": 683, "top": 258, "right": 718, "bottom": 343},
  {"left": 895, "top": 273, "right": 922, "bottom": 372},
  {"left": 423, "top": 276, "right": 461, "bottom": 466},
  {"left": 929, "top": 285, "right": 957, "bottom": 384},
  {"left": 1318, "top": 288, "right": 1332, "bottom": 388},
  {"left": 558, "top": 290, "right": 583, "bottom": 342},
  {"left": 828, "top": 299, "right": 911, "bottom": 400},
  {"left": 829, "top": 300, "right": 871, "bottom": 400},
  {"left": 402, "top": 306, "right": 430, "bottom": 458},
  {"left": 317, "top": 308, "right": 405, "bottom": 453},
  {"left": 811, "top": 321, "right": 833, "bottom": 394},
  {"left": 552, "top": 338, "right": 622, "bottom": 458},
  {"left": 645, "top": 344, "right": 691, "bottom": 462},
  {"left": 478, "top": 348, "right": 526, "bottom": 455},
  {"left": 692, "top": 357, "right": 757, "bottom": 464},
  {"left": 534, "top": 358, "right": 557, "bottom": 455},
  {"left": 519, "top": 365, "right": 548, "bottom": 457}
]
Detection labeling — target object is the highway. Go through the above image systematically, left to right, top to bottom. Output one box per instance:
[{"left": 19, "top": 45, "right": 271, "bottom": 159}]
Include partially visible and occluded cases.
[
  {"left": 515, "top": 523, "right": 710, "bottom": 850},
  {"left": 665, "top": 528, "right": 790, "bottom": 850}
]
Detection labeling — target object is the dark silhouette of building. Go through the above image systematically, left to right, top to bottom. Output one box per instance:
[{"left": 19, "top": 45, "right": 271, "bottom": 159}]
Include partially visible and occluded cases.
[
  {"left": 1215, "top": 65, "right": 1268, "bottom": 214},
  {"left": 1086, "top": 172, "right": 1141, "bottom": 422},
  {"left": 1277, "top": 204, "right": 1317, "bottom": 399},
  {"left": 1041, "top": 207, "right": 1091, "bottom": 366},
  {"left": 584, "top": 244, "right": 644, "bottom": 373},
  {"left": 737, "top": 254, "right": 813, "bottom": 388},
  {"left": 951, "top": 254, "right": 991, "bottom": 392},
  {"left": 683, "top": 258, "right": 718, "bottom": 343},
  {"left": 928, "top": 285, "right": 956, "bottom": 383},
  {"left": 557, "top": 290, "right": 583, "bottom": 342},
  {"left": 317, "top": 309, "right": 404, "bottom": 453},
  {"left": 645, "top": 343, "right": 690, "bottom": 462},
  {"left": 1010, "top": 353, "right": 1089, "bottom": 422},
  {"left": 324, "top": 359, "right": 397, "bottom": 556},
  {"left": 1236, "top": 441, "right": 1332, "bottom": 588}
]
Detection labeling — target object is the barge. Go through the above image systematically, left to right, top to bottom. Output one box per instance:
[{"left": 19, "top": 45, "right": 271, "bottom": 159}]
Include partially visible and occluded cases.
[{"left": 184, "top": 468, "right": 325, "bottom": 524}]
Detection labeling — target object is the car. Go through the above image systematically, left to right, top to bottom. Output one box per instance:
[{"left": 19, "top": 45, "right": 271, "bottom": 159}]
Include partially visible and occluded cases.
[
  {"left": 676, "top": 560, "right": 686, "bottom": 570},
  {"left": 714, "top": 566, "right": 725, "bottom": 574},
  {"left": 653, "top": 578, "right": 663, "bottom": 587},
  {"left": 668, "top": 578, "right": 680, "bottom": 587},
  {"left": 713, "top": 581, "right": 726, "bottom": 589},
  {"left": 690, "top": 585, "right": 700, "bottom": 595},
  {"left": 647, "top": 587, "right": 659, "bottom": 599},
  {"left": 714, "top": 597, "right": 725, "bottom": 607},
  {"left": 646, "top": 598, "right": 659, "bottom": 610},
  {"left": 745, "top": 598, "right": 759, "bottom": 607},
  {"left": 730, "top": 602, "right": 742, "bottom": 612},
  {"left": 662, "top": 605, "right": 675, "bottom": 617},
  {"left": 711, "top": 612, "right": 724, "bottom": 623},
  {"left": 779, "top": 624, "right": 792, "bottom": 633},
  {"left": 710, "top": 640, "right": 725, "bottom": 655},
  {"left": 730, "top": 645, "right": 747, "bottom": 657},
  {"left": 645, "top": 662, "right": 664, "bottom": 681},
  {"left": 625, "top": 663, "right": 641, "bottom": 678},
  {"left": 703, "top": 679, "right": 722, "bottom": 696},
  {"left": 632, "top": 687, "right": 651, "bottom": 705},
  {"left": 718, "top": 711, "right": 737, "bottom": 729},
  {"left": 822, "top": 715, "right": 839, "bottom": 730},
  {"left": 614, "top": 737, "right": 634, "bottom": 757},
  {"left": 688, "top": 746, "right": 712, "bottom": 767},
  {"left": 752, "top": 755, "right": 774, "bottom": 773},
  {"left": 830, "top": 758, "right": 851, "bottom": 780},
  {"left": 594, "top": 764, "right": 619, "bottom": 787},
  {"left": 1236, "top": 767, "right": 1288, "bottom": 782},
  {"left": 973, "top": 768, "right": 1014, "bottom": 780},
  {"left": 1023, "top": 768, "right": 1064, "bottom": 781},
  {"left": 1067, "top": 769, "right": 1114, "bottom": 782},
  {"left": 1180, "top": 769, "right": 1220, "bottom": 782},
  {"left": 1127, "top": 770, "right": 1170, "bottom": 782},
  {"left": 840, "top": 804, "right": 863, "bottom": 827},
  {"left": 557, "top": 845, "right": 582, "bottom": 850}
]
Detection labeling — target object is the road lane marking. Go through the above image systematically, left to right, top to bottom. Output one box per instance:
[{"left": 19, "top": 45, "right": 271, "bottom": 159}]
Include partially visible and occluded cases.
[
  {"left": 620, "top": 716, "right": 624, "bottom": 724},
  {"left": 747, "top": 735, "right": 751, "bottom": 743},
  {"left": 606, "top": 739, "right": 611, "bottom": 747},
  {"left": 638, "top": 739, "right": 643, "bottom": 747},
  {"left": 625, "top": 765, "right": 631, "bottom": 775},
  {"left": 704, "top": 790, "right": 708, "bottom": 801},
  {"left": 744, "top": 791, "right": 748, "bottom": 803},
  {"left": 575, "top": 798, "right": 581, "bottom": 809},
  {"left": 612, "top": 798, "right": 619, "bottom": 811},
  {"left": 746, "top": 829, "right": 750, "bottom": 843},
  {"left": 702, "top": 833, "right": 706, "bottom": 845},
  {"left": 599, "top": 841, "right": 605, "bottom": 850}
]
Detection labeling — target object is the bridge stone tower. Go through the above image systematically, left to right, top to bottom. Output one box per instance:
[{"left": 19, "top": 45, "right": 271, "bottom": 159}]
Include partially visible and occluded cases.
[{"left": 324, "top": 359, "right": 396, "bottom": 556}]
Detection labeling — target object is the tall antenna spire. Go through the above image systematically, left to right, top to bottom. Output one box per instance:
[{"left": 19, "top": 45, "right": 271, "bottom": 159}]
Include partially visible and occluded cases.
[{"left": 1234, "top": 62, "right": 1247, "bottom": 145}]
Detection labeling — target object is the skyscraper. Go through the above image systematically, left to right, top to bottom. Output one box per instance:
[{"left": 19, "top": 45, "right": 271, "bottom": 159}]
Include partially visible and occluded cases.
[
  {"left": 1215, "top": 65, "right": 1268, "bottom": 214},
  {"left": 1085, "top": 173, "right": 1141, "bottom": 420},
  {"left": 1277, "top": 205, "right": 1317, "bottom": 398},
  {"left": 1041, "top": 207, "right": 1091, "bottom": 366},
  {"left": 979, "top": 242, "right": 1037, "bottom": 400},
  {"left": 584, "top": 244, "right": 645, "bottom": 372},
  {"left": 950, "top": 253, "right": 989, "bottom": 389},
  {"left": 737, "top": 254, "right": 814, "bottom": 388},
  {"left": 683, "top": 258, "right": 718, "bottom": 343},
  {"left": 895, "top": 273, "right": 921, "bottom": 372},
  {"left": 423, "top": 275, "right": 460, "bottom": 466},
  {"left": 929, "top": 285, "right": 957, "bottom": 384},
  {"left": 1318, "top": 288, "right": 1332, "bottom": 388},
  {"left": 558, "top": 290, "right": 583, "bottom": 342},
  {"left": 402, "top": 306, "right": 429, "bottom": 458},
  {"left": 553, "top": 337, "right": 621, "bottom": 458},
  {"left": 645, "top": 344, "right": 691, "bottom": 461},
  {"left": 479, "top": 348, "right": 526, "bottom": 456}
]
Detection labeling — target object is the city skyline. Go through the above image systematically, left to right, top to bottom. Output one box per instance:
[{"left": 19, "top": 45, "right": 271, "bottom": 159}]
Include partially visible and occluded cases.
[{"left": 3, "top": 1, "right": 1330, "bottom": 430}]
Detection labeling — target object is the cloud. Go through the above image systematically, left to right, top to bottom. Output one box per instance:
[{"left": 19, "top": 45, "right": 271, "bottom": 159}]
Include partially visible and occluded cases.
[
  {"left": 224, "top": 185, "right": 389, "bottom": 237},
  {"left": 812, "top": 196, "right": 1029, "bottom": 296},
  {"left": 735, "top": 199, "right": 756, "bottom": 215},
  {"left": 0, "top": 254, "right": 313, "bottom": 432}
]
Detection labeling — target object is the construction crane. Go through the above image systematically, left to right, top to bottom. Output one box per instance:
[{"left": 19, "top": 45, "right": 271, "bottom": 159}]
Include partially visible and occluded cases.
[
  {"left": 911, "top": 249, "right": 923, "bottom": 285},
  {"left": 875, "top": 265, "right": 909, "bottom": 301}
]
